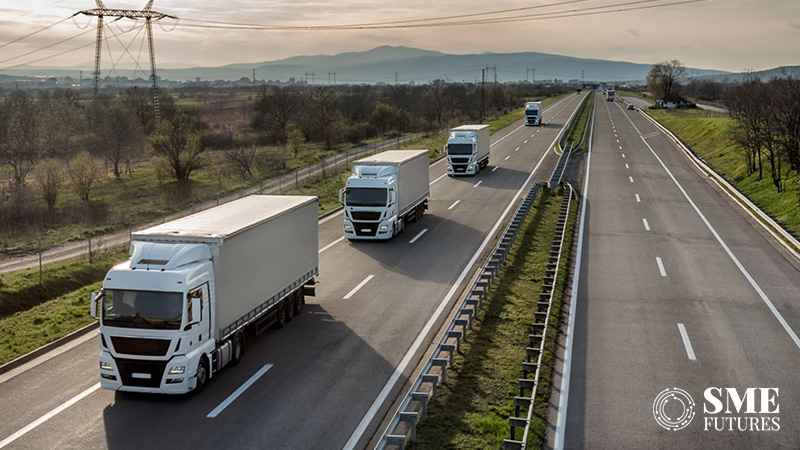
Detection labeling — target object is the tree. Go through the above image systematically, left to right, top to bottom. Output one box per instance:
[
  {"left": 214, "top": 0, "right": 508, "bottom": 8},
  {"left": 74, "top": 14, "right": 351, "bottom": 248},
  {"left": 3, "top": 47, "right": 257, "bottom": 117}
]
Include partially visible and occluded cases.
[
  {"left": 647, "top": 60, "right": 686, "bottom": 100},
  {"left": 305, "top": 87, "right": 340, "bottom": 149},
  {"left": 0, "top": 91, "right": 43, "bottom": 194},
  {"left": 95, "top": 102, "right": 145, "bottom": 178},
  {"left": 151, "top": 112, "right": 205, "bottom": 182},
  {"left": 286, "top": 125, "right": 306, "bottom": 158},
  {"left": 225, "top": 146, "right": 258, "bottom": 178},
  {"left": 66, "top": 151, "right": 104, "bottom": 202},
  {"left": 34, "top": 159, "right": 64, "bottom": 211}
]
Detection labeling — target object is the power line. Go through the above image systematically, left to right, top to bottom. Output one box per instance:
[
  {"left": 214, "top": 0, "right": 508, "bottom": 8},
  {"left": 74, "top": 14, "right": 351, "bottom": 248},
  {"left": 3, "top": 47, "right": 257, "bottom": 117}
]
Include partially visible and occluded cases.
[
  {"left": 0, "top": 16, "right": 72, "bottom": 49},
  {"left": 0, "top": 26, "right": 98, "bottom": 65}
]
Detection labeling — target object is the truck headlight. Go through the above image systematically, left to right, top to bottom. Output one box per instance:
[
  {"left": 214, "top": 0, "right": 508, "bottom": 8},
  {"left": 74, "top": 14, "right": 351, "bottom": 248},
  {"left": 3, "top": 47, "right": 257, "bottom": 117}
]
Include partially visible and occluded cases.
[
  {"left": 468, "top": 165, "right": 475, "bottom": 170},
  {"left": 344, "top": 224, "right": 353, "bottom": 230},
  {"left": 379, "top": 225, "right": 389, "bottom": 230},
  {"left": 100, "top": 361, "right": 114, "bottom": 371},
  {"left": 168, "top": 366, "right": 186, "bottom": 375}
]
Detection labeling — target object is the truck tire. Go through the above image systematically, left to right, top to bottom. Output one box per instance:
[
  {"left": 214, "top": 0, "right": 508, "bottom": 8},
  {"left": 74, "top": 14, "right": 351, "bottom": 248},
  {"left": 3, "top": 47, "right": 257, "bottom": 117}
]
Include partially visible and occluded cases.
[
  {"left": 416, "top": 204, "right": 424, "bottom": 221},
  {"left": 293, "top": 290, "right": 304, "bottom": 316},
  {"left": 284, "top": 298, "right": 294, "bottom": 323},
  {"left": 275, "top": 301, "right": 287, "bottom": 329},
  {"left": 231, "top": 332, "right": 244, "bottom": 366},
  {"left": 193, "top": 357, "right": 208, "bottom": 394}
]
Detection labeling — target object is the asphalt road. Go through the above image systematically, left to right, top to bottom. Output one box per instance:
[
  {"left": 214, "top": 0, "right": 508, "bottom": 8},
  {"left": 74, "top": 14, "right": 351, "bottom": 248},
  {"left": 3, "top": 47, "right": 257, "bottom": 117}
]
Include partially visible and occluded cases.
[
  {"left": 561, "top": 93, "right": 800, "bottom": 449},
  {"left": 0, "top": 94, "right": 586, "bottom": 450}
]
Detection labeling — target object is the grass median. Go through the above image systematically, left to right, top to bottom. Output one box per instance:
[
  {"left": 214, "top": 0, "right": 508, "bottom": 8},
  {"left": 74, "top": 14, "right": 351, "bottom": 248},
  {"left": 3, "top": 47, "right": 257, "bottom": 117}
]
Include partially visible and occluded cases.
[{"left": 409, "top": 187, "right": 578, "bottom": 449}]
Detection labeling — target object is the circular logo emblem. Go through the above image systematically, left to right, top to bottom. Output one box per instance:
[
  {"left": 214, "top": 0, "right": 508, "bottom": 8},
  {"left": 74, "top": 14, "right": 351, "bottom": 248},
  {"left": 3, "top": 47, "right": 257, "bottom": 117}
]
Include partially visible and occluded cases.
[{"left": 653, "top": 388, "right": 695, "bottom": 431}]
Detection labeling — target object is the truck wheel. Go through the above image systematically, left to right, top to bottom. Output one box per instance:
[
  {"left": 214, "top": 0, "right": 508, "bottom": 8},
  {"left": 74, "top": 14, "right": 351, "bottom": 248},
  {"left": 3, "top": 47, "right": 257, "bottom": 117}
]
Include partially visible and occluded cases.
[
  {"left": 416, "top": 204, "right": 424, "bottom": 221},
  {"left": 293, "top": 290, "right": 304, "bottom": 316},
  {"left": 284, "top": 298, "right": 294, "bottom": 323},
  {"left": 275, "top": 301, "right": 287, "bottom": 329},
  {"left": 231, "top": 332, "right": 244, "bottom": 366},
  {"left": 194, "top": 357, "right": 208, "bottom": 394}
]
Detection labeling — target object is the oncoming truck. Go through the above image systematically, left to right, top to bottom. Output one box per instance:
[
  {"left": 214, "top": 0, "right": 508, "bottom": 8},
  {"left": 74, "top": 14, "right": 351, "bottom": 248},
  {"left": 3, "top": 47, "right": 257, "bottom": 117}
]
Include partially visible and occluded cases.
[
  {"left": 524, "top": 101, "right": 542, "bottom": 126},
  {"left": 445, "top": 124, "right": 490, "bottom": 175},
  {"left": 340, "top": 150, "right": 430, "bottom": 240},
  {"left": 90, "top": 195, "right": 319, "bottom": 394}
]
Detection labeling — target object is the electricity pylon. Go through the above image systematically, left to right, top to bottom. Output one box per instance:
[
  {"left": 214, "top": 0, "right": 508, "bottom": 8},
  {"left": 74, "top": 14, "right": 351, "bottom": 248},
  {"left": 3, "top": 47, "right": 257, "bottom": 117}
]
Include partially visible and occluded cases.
[{"left": 76, "top": 0, "right": 176, "bottom": 125}]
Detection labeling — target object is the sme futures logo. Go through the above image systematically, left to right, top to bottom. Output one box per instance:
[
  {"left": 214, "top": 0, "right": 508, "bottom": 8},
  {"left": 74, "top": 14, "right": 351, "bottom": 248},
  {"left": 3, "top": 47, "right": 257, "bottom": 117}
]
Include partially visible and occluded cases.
[{"left": 654, "top": 387, "right": 780, "bottom": 432}]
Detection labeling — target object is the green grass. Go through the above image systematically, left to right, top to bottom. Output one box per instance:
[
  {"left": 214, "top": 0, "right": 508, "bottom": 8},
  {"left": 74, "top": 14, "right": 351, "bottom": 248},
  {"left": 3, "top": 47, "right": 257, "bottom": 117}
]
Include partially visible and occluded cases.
[
  {"left": 564, "top": 94, "right": 594, "bottom": 150},
  {"left": 646, "top": 109, "right": 800, "bottom": 237},
  {"left": 410, "top": 188, "right": 578, "bottom": 449}
]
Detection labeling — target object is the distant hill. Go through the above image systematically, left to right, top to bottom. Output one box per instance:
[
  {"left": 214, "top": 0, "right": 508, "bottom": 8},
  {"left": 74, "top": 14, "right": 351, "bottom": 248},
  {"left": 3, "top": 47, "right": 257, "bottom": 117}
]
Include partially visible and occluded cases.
[
  {"left": 1, "top": 45, "right": 735, "bottom": 84},
  {"left": 696, "top": 66, "right": 800, "bottom": 83}
]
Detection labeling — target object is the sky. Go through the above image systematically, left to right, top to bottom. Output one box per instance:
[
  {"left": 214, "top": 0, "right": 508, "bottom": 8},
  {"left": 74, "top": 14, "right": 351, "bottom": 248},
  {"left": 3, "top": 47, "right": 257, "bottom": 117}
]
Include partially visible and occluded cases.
[{"left": 0, "top": 0, "right": 798, "bottom": 74}]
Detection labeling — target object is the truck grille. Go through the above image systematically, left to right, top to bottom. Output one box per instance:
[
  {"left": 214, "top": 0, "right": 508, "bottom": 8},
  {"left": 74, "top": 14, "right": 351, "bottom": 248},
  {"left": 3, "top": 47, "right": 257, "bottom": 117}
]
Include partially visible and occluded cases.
[
  {"left": 450, "top": 157, "right": 471, "bottom": 164},
  {"left": 452, "top": 164, "right": 468, "bottom": 173},
  {"left": 350, "top": 211, "right": 381, "bottom": 221},
  {"left": 353, "top": 222, "right": 378, "bottom": 237},
  {"left": 111, "top": 337, "right": 171, "bottom": 356},
  {"left": 117, "top": 359, "right": 167, "bottom": 388}
]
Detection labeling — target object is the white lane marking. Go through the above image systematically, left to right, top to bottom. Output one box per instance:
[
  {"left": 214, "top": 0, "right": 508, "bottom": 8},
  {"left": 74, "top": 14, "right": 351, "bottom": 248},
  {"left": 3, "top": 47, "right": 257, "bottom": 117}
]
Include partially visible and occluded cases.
[
  {"left": 554, "top": 94, "right": 595, "bottom": 450},
  {"left": 346, "top": 98, "right": 580, "bottom": 450},
  {"left": 531, "top": 133, "right": 535, "bottom": 137},
  {"left": 616, "top": 139, "right": 620, "bottom": 143},
  {"left": 524, "top": 140, "right": 529, "bottom": 144},
  {"left": 515, "top": 146, "right": 520, "bottom": 152},
  {"left": 622, "top": 153, "right": 626, "bottom": 158},
  {"left": 504, "top": 155, "right": 511, "bottom": 161},
  {"left": 625, "top": 164, "right": 630, "bottom": 169},
  {"left": 492, "top": 166, "right": 499, "bottom": 172},
  {"left": 430, "top": 173, "right": 447, "bottom": 185},
  {"left": 629, "top": 176, "right": 634, "bottom": 183},
  {"left": 474, "top": 180, "right": 483, "bottom": 187},
  {"left": 635, "top": 194, "right": 641, "bottom": 203},
  {"left": 447, "top": 200, "right": 460, "bottom": 210},
  {"left": 643, "top": 218, "right": 651, "bottom": 231},
  {"left": 408, "top": 229, "right": 428, "bottom": 244},
  {"left": 319, "top": 236, "right": 345, "bottom": 254},
  {"left": 656, "top": 257, "right": 667, "bottom": 277},
  {"left": 343, "top": 275, "right": 375, "bottom": 299},
  {"left": 677, "top": 324, "right": 697, "bottom": 361},
  {"left": 207, "top": 364, "right": 273, "bottom": 418},
  {"left": 0, "top": 383, "right": 100, "bottom": 449}
]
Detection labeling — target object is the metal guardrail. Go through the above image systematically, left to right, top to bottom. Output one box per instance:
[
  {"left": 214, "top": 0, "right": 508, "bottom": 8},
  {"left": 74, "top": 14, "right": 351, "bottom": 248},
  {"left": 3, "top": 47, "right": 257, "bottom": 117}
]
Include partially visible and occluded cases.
[
  {"left": 558, "top": 94, "right": 590, "bottom": 150},
  {"left": 548, "top": 142, "right": 572, "bottom": 189},
  {"left": 375, "top": 182, "right": 546, "bottom": 450},
  {"left": 502, "top": 182, "right": 574, "bottom": 450}
]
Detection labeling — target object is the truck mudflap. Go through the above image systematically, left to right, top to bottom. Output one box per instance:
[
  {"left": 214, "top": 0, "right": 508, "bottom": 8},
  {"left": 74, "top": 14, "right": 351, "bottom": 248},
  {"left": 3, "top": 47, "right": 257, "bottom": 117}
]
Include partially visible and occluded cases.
[{"left": 303, "top": 279, "right": 317, "bottom": 297}]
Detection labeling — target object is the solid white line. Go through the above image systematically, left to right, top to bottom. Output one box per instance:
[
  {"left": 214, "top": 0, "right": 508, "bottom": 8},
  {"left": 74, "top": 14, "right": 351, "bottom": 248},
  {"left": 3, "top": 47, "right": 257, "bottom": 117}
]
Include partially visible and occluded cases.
[
  {"left": 554, "top": 94, "right": 595, "bottom": 450},
  {"left": 346, "top": 97, "right": 582, "bottom": 450},
  {"left": 504, "top": 155, "right": 510, "bottom": 161},
  {"left": 492, "top": 166, "right": 499, "bottom": 172},
  {"left": 430, "top": 173, "right": 447, "bottom": 185},
  {"left": 629, "top": 176, "right": 634, "bottom": 183},
  {"left": 474, "top": 180, "right": 483, "bottom": 187},
  {"left": 635, "top": 194, "right": 641, "bottom": 203},
  {"left": 447, "top": 200, "right": 460, "bottom": 210},
  {"left": 643, "top": 218, "right": 651, "bottom": 231},
  {"left": 408, "top": 229, "right": 428, "bottom": 244},
  {"left": 319, "top": 236, "right": 345, "bottom": 254},
  {"left": 656, "top": 257, "right": 667, "bottom": 277},
  {"left": 343, "top": 275, "right": 374, "bottom": 300},
  {"left": 677, "top": 324, "right": 697, "bottom": 361},
  {"left": 207, "top": 364, "right": 273, "bottom": 418},
  {"left": 0, "top": 383, "right": 100, "bottom": 449}
]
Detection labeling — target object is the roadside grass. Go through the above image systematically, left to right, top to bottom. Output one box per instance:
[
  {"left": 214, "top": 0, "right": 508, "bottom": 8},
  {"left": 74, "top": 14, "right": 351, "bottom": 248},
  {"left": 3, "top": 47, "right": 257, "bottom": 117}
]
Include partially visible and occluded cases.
[
  {"left": 616, "top": 90, "right": 652, "bottom": 104},
  {"left": 564, "top": 94, "right": 594, "bottom": 150},
  {"left": 0, "top": 99, "right": 555, "bottom": 367},
  {"left": 646, "top": 109, "right": 800, "bottom": 236},
  {"left": 410, "top": 188, "right": 577, "bottom": 449}
]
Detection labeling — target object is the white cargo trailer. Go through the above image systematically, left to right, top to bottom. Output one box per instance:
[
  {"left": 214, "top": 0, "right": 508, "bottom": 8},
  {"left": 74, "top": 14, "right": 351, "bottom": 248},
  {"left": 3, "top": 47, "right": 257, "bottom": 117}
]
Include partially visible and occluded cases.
[
  {"left": 445, "top": 124, "right": 490, "bottom": 176},
  {"left": 340, "top": 149, "right": 430, "bottom": 240},
  {"left": 90, "top": 195, "right": 318, "bottom": 394}
]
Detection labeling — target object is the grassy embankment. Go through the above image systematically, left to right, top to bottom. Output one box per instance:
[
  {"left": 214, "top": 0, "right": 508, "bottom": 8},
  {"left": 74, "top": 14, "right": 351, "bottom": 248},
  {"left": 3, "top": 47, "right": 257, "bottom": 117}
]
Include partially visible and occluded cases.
[
  {"left": 563, "top": 93, "right": 594, "bottom": 151},
  {"left": 0, "top": 104, "right": 547, "bottom": 366},
  {"left": 646, "top": 109, "right": 800, "bottom": 237},
  {"left": 410, "top": 188, "right": 578, "bottom": 449}
]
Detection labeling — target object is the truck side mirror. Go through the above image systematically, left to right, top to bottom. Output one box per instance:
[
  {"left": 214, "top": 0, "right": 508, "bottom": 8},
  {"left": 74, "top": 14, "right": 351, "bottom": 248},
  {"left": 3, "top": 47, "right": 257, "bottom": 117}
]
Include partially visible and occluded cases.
[
  {"left": 338, "top": 188, "right": 345, "bottom": 204},
  {"left": 90, "top": 290, "right": 102, "bottom": 319}
]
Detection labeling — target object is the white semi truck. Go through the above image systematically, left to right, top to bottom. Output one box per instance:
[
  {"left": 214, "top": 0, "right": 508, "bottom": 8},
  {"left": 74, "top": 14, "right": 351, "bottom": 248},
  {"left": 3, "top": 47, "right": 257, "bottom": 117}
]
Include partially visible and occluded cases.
[
  {"left": 524, "top": 102, "right": 542, "bottom": 126},
  {"left": 445, "top": 124, "right": 490, "bottom": 176},
  {"left": 340, "top": 149, "right": 430, "bottom": 240},
  {"left": 90, "top": 195, "right": 319, "bottom": 394}
]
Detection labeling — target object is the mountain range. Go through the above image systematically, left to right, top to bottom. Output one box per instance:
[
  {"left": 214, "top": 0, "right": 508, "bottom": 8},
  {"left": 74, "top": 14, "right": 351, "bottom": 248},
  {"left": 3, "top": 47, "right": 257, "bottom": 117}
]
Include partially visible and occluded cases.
[{"left": 2, "top": 45, "right": 794, "bottom": 85}]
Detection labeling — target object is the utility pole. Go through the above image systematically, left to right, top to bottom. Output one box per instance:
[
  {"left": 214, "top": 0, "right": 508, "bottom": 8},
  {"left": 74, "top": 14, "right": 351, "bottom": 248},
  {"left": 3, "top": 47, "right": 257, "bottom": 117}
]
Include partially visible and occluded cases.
[
  {"left": 75, "top": 0, "right": 175, "bottom": 126},
  {"left": 480, "top": 65, "right": 487, "bottom": 123},
  {"left": 493, "top": 65, "right": 497, "bottom": 84},
  {"left": 532, "top": 67, "right": 535, "bottom": 83},
  {"left": 252, "top": 68, "right": 256, "bottom": 86},
  {"left": 581, "top": 69, "right": 584, "bottom": 85},
  {"left": 311, "top": 71, "right": 315, "bottom": 85},
  {"left": 395, "top": 71, "right": 398, "bottom": 85}
]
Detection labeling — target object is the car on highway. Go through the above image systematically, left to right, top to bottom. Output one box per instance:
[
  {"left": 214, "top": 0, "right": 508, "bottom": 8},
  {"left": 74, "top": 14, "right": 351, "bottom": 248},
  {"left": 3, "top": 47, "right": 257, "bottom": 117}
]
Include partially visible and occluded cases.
[{"left": 627, "top": 104, "right": 636, "bottom": 110}]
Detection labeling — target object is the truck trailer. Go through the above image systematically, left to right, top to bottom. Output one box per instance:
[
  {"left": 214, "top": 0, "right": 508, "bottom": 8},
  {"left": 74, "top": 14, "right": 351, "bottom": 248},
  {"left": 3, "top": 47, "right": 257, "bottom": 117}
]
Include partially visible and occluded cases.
[
  {"left": 606, "top": 89, "right": 616, "bottom": 101},
  {"left": 524, "top": 102, "right": 542, "bottom": 126},
  {"left": 445, "top": 124, "right": 490, "bottom": 175},
  {"left": 340, "top": 149, "right": 430, "bottom": 240},
  {"left": 90, "top": 195, "right": 319, "bottom": 394}
]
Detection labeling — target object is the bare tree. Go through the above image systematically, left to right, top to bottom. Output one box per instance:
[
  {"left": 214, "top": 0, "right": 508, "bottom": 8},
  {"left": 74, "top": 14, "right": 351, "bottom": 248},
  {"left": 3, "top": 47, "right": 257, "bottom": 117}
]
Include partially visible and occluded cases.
[
  {"left": 647, "top": 60, "right": 686, "bottom": 100},
  {"left": 305, "top": 87, "right": 340, "bottom": 149},
  {"left": 0, "top": 91, "right": 43, "bottom": 194},
  {"left": 95, "top": 102, "right": 145, "bottom": 178},
  {"left": 151, "top": 112, "right": 205, "bottom": 182},
  {"left": 286, "top": 125, "right": 306, "bottom": 158},
  {"left": 225, "top": 146, "right": 258, "bottom": 178},
  {"left": 66, "top": 151, "right": 104, "bottom": 202},
  {"left": 34, "top": 158, "right": 64, "bottom": 211}
]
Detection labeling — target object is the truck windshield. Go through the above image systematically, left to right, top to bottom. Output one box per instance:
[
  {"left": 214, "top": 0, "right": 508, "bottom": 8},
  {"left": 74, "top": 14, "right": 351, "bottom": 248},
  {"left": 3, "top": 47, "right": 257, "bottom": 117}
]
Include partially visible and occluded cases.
[
  {"left": 526, "top": 109, "right": 539, "bottom": 116},
  {"left": 447, "top": 143, "right": 473, "bottom": 155},
  {"left": 346, "top": 188, "right": 387, "bottom": 207},
  {"left": 102, "top": 289, "right": 183, "bottom": 330}
]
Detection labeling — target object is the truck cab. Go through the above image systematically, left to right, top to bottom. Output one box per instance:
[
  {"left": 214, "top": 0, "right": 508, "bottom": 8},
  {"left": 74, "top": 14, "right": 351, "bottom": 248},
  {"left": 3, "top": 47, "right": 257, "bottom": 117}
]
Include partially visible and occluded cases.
[
  {"left": 524, "top": 102, "right": 542, "bottom": 126},
  {"left": 445, "top": 125, "right": 490, "bottom": 176},
  {"left": 341, "top": 166, "right": 399, "bottom": 239}
]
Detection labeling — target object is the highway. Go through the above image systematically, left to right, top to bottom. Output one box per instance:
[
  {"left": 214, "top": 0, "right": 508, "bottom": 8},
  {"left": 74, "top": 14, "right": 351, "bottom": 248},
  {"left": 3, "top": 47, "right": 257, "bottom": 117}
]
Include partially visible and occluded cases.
[
  {"left": 560, "top": 93, "right": 800, "bottom": 448},
  {"left": 0, "top": 94, "right": 585, "bottom": 450}
]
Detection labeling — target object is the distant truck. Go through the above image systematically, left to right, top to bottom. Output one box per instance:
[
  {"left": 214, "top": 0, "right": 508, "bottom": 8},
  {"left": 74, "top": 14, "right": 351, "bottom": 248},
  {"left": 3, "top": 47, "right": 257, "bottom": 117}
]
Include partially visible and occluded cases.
[
  {"left": 606, "top": 89, "right": 616, "bottom": 101},
  {"left": 524, "top": 102, "right": 542, "bottom": 126},
  {"left": 445, "top": 124, "right": 491, "bottom": 175},
  {"left": 340, "top": 150, "right": 430, "bottom": 240},
  {"left": 91, "top": 195, "right": 319, "bottom": 394}
]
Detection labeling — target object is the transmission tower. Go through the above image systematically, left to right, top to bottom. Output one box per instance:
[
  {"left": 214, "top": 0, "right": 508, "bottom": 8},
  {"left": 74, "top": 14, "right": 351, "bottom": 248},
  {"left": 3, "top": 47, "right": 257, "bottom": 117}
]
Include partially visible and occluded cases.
[{"left": 76, "top": 0, "right": 176, "bottom": 125}]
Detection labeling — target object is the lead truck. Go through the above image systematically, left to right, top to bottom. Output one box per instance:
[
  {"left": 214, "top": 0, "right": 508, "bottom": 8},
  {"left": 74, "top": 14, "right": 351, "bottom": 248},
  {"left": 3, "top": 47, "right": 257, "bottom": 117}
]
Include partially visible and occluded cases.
[
  {"left": 524, "top": 101, "right": 542, "bottom": 126},
  {"left": 445, "top": 124, "right": 490, "bottom": 175},
  {"left": 340, "top": 149, "right": 430, "bottom": 240},
  {"left": 90, "top": 195, "right": 319, "bottom": 394}
]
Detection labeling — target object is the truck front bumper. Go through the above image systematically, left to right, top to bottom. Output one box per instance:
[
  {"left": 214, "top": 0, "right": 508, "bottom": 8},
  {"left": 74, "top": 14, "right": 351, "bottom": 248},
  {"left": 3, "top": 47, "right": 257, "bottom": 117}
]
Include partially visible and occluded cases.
[
  {"left": 446, "top": 162, "right": 477, "bottom": 176},
  {"left": 344, "top": 218, "right": 393, "bottom": 240},
  {"left": 99, "top": 352, "right": 195, "bottom": 395}
]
